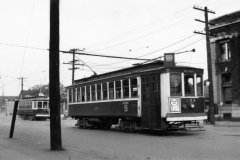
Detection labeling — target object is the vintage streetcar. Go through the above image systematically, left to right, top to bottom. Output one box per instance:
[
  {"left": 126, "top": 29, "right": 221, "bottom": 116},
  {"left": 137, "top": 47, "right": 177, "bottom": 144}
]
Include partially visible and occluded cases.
[
  {"left": 67, "top": 53, "right": 207, "bottom": 130},
  {"left": 18, "top": 96, "right": 50, "bottom": 120}
]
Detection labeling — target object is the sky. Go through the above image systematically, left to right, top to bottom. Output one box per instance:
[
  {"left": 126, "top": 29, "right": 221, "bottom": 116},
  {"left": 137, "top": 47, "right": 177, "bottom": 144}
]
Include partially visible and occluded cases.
[{"left": 0, "top": 0, "right": 239, "bottom": 96}]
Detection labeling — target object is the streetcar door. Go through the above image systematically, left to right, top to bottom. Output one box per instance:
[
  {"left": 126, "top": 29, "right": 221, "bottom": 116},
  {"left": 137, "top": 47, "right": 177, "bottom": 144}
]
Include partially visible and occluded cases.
[{"left": 141, "top": 74, "right": 161, "bottom": 129}]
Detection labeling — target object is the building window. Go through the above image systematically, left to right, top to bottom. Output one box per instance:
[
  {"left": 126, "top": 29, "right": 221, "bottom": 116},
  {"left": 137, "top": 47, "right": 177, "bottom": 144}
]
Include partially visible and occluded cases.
[
  {"left": 219, "top": 41, "right": 231, "bottom": 62},
  {"left": 170, "top": 73, "right": 182, "bottom": 96},
  {"left": 222, "top": 73, "right": 232, "bottom": 104},
  {"left": 222, "top": 73, "right": 231, "bottom": 86},
  {"left": 184, "top": 74, "right": 194, "bottom": 96},
  {"left": 197, "top": 75, "right": 203, "bottom": 96},
  {"left": 131, "top": 78, "right": 138, "bottom": 97},
  {"left": 123, "top": 79, "right": 129, "bottom": 98},
  {"left": 116, "top": 81, "right": 121, "bottom": 99},
  {"left": 109, "top": 82, "right": 114, "bottom": 99},
  {"left": 103, "top": 83, "right": 108, "bottom": 100},
  {"left": 97, "top": 84, "right": 101, "bottom": 100},
  {"left": 91, "top": 85, "right": 96, "bottom": 101},
  {"left": 223, "top": 87, "right": 232, "bottom": 104}
]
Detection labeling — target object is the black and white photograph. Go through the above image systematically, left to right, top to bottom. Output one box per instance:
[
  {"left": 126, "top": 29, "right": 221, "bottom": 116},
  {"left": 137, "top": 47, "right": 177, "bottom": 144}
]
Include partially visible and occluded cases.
[{"left": 0, "top": 0, "right": 240, "bottom": 159}]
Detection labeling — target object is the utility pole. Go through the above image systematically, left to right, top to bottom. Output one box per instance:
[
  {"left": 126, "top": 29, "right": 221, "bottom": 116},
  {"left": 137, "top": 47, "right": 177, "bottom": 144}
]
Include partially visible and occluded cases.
[
  {"left": 49, "top": 0, "right": 62, "bottom": 150},
  {"left": 193, "top": 6, "right": 215, "bottom": 124},
  {"left": 63, "top": 49, "right": 84, "bottom": 84},
  {"left": 71, "top": 49, "right": 76, "bottom": 85},
  {"left": 18, "top": 77, "right": 26, "bottom": 92}
]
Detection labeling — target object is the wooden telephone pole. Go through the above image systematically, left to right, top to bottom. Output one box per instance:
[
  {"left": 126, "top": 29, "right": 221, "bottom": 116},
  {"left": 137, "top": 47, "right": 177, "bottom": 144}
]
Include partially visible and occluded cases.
[
  {"left": 49, "top": 0, "right": 62, "bottom": 150},
  {"left": 193, "top": 6, "right": 215, "bottom": 124},
  {"left": 63, "top": 49, "right": 84, "bottom": 85},
  {"left": 18, "top": 77, "right": 27, "bottom": 92}
]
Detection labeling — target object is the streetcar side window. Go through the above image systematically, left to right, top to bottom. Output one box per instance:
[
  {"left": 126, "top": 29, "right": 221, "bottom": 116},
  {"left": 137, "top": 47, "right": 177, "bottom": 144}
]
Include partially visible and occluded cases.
[
  {"left": 170, "top": 73, "right": 182, "bottom": 96},
  {"left": 184, "top": 74, "right": 195, "bottom": 96},
  {"left": 197, "top": 74, "right": 203, "bottom": 96},
  {"left": 131, "top": 78, "right": 138, "bottom": 97},
  {"left": 123, "top": 79, "right": 129, "bottom": 98},
  {"left": 116, "top": 81, "right": 121, "bottom": 99},
  {"left": 109, "top": 82, "right": 114, "bottom": 99},
  {"left": 103, "top": 83, "right": 108, "bottom": 100},
  {"left": 97, "top": 84, "right": 101, "bottom": 100},
  {"left": 91, "top": 85, "right": 96, "bottom": 101},
  {"left": 86, "top": 86, "right": 90, "bottom": 101},
  {"left": 77, "top": 87, "right": 81, "bottom": 102},
  {"left": 81, "top": 87, "right": 85, "bottom": 102},
  {"left": 73, "top": 88, "right": 76, "bottom": 102},
  {"left": 69, "top": 89, "right": 72, "bottom": 103},
  {"left": 27, "top": 102, "right": 31, "bottom": 109},
  {"left": 33, "top": 102, "right": 37, "bottom": 109},
  {"left": 38, "top": 102, "right": 43, "bottom": 109},
  {"left": 43, "top": 102, "right": 48, "bottom": 108}
]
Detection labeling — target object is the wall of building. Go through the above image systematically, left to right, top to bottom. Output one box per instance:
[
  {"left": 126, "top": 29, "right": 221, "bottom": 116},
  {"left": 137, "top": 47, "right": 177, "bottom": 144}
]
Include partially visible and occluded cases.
[{"left": 210, "top": 11, "right": 240, "bottom": 119}]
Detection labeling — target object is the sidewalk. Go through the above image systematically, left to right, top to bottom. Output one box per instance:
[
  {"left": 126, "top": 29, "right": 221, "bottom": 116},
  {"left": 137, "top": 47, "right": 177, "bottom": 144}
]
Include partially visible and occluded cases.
[{"left": 214, "top": 120, "right": 240, "bottom": 127}]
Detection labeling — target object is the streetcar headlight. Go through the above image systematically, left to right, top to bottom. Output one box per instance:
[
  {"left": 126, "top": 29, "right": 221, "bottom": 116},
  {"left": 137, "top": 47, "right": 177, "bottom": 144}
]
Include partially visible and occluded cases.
[{"left": 190, "top": 103, "right": 195, "bottom": 109}]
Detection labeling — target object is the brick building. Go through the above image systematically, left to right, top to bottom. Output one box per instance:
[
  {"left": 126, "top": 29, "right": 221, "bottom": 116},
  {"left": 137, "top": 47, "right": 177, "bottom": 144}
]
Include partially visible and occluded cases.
[{"left": 209, "top": 11, "right": 240, "bottom": 119}]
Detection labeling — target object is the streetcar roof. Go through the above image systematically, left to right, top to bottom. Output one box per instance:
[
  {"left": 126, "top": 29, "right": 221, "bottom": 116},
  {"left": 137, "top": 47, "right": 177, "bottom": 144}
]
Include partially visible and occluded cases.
[
  {"left": 69, "top": 61, "right": 203, "bottom": 87},
  {"left": 20, "top": 96, "right": 49, "bottom": 101}
]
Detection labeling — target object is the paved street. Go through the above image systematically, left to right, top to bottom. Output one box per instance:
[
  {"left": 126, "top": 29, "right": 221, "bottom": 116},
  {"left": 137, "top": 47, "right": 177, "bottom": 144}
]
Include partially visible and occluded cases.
[{"left": 0, "top": 114, "right": 240, "bottom": 160}]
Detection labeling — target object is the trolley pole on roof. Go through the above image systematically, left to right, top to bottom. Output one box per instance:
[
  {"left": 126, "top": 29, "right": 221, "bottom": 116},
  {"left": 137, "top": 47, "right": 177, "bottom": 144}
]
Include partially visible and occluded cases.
[
  {"left": 49, "top": 0, "right": 62, "bottom": 150},
  {"left": 193, "top": 6, "right": 215, "bottom": 124}
]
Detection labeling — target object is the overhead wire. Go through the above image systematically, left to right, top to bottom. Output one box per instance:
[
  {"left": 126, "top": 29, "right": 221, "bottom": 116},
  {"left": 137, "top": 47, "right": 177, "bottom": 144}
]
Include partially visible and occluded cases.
[
  {"left": 19, "top": 0, "right": 37, "bottom": 79},
  {"left": 85, "top": 0, "right": 210, "bottom": 51},
  {"left": 85, "top": 0, "right": 218, "bottom": 53},
  {"left": 85, "top": 7, "right": 192, "bottom": 51},
  {"left": 87, "top": 13, "right": 195, "bottom": 53},
  {"left": 91, "top": 34, "right": 197, "bottom": 66},
  {"left": 173, "top": 36, "right": 205, "bottom": 53},
  {"left": 0, "top": 42, "right": 47, "bottom": 51}
]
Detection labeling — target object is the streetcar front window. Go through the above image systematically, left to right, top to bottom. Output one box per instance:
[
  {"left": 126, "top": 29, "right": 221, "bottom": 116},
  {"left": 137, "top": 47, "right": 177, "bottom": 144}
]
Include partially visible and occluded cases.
[
  {"left": 170, "top": 73, "right": 182, "bottom": 96},
  {"left": 184, "top": 74, "right": 195, "bottom": 96},
  {"left": 197, "top": 74, "right": 203, "bottom": 96}
]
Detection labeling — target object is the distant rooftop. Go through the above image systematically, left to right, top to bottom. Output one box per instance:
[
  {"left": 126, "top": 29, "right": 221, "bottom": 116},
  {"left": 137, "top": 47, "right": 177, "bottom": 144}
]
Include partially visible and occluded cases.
[{"left": 209, "top": 10, "right": 240, "bottom": 26}]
